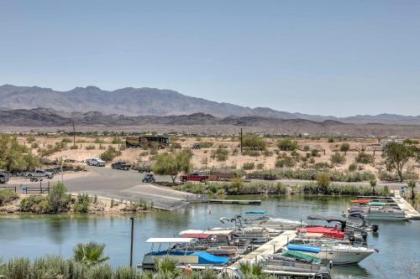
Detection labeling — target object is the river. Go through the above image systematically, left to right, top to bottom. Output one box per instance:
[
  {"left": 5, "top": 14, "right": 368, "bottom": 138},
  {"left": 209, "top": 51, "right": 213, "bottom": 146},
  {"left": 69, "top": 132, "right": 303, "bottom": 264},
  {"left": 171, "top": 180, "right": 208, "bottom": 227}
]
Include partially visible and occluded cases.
[{"left": 0, "top": 196, "right": 419, "bottom": 279}]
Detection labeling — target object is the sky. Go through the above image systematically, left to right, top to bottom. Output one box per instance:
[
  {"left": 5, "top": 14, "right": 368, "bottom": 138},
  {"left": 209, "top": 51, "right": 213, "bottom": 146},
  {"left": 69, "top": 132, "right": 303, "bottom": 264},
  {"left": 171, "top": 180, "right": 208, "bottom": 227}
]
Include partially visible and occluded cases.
[{"left": 0, "top": 0, "right": 419, "bottom": 117}]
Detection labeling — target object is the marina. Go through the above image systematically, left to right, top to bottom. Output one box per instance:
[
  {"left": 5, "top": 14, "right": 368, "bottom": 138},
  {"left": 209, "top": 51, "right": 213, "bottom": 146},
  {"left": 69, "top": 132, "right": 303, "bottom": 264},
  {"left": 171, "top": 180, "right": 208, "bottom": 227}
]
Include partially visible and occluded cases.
[{"left": 0, "top": 195, "right": 419, "bottom": 278}]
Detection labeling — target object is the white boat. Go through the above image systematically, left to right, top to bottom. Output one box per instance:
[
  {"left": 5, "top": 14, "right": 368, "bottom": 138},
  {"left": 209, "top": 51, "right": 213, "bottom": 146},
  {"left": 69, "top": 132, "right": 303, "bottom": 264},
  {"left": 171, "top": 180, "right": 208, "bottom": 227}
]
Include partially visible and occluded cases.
[
  {"left": 287, "top": 243, "right": 376, "bottom": 265},
  {"left": 317, "top": 244, "right": 376, "bottom": 265}
]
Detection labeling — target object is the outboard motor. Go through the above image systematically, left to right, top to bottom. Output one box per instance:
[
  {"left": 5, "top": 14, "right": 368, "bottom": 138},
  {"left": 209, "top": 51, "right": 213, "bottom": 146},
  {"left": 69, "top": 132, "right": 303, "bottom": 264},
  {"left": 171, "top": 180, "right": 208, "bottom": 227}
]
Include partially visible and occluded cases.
[
  {"left": 371, "top": 224, "right": 379, "bottom": 233},
  {"left": 362, "top": 231, "right": 368, "bottom": 242}
]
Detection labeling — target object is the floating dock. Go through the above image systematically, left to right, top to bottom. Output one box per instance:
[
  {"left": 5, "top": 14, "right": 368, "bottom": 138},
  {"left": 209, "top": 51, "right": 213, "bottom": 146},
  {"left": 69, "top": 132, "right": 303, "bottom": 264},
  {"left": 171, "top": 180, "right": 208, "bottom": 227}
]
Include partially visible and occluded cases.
[
  {"left": 392, "top": 190, "right": 420, "bottom": 220},
  {"left": 208, "top": 199, "right": 262, "bottom": 205},
  {"left": 230, "top": 230, "right": 297, "bottom": 268}
]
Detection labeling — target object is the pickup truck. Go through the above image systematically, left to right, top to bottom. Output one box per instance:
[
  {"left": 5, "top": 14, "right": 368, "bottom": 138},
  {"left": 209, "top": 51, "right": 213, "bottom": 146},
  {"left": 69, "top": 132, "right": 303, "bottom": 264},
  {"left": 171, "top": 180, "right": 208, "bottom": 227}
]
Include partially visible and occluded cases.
[
  {"left": 111, "top": 161, "right": 131, "bottom": 171},
  {"left": 24, "top": 169, "right": 54, "bottom": 181},
  {"left": 0, "top": 171, "right": 10, "bottom": 184},
  {"left": 180, "top": 172, "right": 209, "bottom": 183}
]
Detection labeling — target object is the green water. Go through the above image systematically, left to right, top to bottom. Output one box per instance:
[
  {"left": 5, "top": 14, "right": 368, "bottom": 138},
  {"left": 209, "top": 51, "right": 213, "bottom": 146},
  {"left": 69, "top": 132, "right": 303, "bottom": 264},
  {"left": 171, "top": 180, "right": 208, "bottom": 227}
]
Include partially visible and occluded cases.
[{"left": 0, "top": 196, "right": 419, "bottom": 279}]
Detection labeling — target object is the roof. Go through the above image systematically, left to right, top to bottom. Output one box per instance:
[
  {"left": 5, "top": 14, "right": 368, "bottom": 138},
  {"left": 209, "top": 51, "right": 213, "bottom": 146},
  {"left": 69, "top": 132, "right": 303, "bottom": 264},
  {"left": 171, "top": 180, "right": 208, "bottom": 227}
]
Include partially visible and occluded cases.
[{"left": 145, "top": 238, "right": 195, "bottom": 243}]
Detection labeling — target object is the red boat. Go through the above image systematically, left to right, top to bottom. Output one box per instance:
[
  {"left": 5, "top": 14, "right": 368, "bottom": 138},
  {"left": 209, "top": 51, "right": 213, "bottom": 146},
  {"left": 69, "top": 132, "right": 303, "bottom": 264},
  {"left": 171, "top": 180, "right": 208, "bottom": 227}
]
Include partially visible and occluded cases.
[
  {"left": 351, "top": 199, "right": 372, "bottom": 204},
  {"left": 298, "top": 226, "right": 345, "bottom": 239}
]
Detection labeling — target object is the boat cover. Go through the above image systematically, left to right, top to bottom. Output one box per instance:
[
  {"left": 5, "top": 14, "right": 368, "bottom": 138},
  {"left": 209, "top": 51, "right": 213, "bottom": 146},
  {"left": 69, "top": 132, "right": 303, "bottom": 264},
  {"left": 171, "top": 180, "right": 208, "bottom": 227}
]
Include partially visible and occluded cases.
[
  {"left": 351, "top": 199, "right": 371, "bottom": 204},
  {"left": 368, "top": 201, "right": 386, "bottom": 206},
  {"left": 298, "top": 227, "right": 345, "bottom": 239},
  {"left": 287, "top": 244, "right": 321, "bottom": 253},
  {"left": 283, "top": 250, "right": 321, "bottom": 263},
  {"left": 192, "top": 251, "right": 229, "bottom": 265}
]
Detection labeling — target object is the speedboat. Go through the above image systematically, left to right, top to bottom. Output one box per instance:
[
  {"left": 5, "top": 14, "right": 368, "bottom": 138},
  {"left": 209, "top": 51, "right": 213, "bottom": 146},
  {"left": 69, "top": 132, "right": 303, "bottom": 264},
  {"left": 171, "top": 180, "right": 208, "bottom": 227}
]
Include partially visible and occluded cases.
[{"left": 287, "top": 243, "right": 377, "bottom": 265}]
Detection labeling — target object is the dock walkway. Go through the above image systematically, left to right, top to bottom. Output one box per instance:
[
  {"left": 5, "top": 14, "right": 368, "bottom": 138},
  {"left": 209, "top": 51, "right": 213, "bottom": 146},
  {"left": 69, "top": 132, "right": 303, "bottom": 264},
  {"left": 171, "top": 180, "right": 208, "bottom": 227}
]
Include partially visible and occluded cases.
[
  {"left": 392, "top": 190, "right": 420, "bottom": 220},
  {"left": 230, "top": 230, "right": 297, "bottom": 268}
]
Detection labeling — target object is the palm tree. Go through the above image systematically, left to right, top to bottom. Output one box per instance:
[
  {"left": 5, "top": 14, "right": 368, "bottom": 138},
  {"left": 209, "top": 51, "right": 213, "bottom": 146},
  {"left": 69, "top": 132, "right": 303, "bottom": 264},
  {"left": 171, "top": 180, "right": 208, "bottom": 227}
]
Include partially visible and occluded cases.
[
  {"left": 407, "top": 181, "right": 416, "bottom": 200},
  {"left": 73, "top": 242, "right": 109, "bottom": 267}
]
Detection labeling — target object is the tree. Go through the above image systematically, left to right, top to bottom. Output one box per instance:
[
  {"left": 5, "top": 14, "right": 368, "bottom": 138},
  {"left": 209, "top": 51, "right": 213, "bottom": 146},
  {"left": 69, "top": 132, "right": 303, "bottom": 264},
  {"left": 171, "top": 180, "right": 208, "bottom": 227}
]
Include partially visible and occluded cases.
[
  {"left": 0, "top": 135, "right": 40, "bottom": 172},
  {"left": 383, "top": 142, "right": 414, "bottom": 182},
  {"left": 340, "top": 143, "right": 350, "bottom": 155},
  {"left": 152, "top": 150, "right": 192, "bottom": 184},
  {"left": 407, "top": 180, "right": 416, "bottom": 200},
  {"left": 73, "top": 242, "right": 109, "bottom": 267}
]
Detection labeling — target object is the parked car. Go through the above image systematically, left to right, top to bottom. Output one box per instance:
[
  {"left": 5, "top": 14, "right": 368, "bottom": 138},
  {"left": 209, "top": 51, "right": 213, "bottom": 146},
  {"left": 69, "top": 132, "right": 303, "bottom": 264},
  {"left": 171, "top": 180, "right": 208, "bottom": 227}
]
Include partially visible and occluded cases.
[
  {"left": 86, "top": 158, "right": 106, "bottom": 167},
  {"left": 111, "top": 161, "right": 131, "bottom": 171},
  {"left": 136, "top": 164, "right": 152, "bottom": 173},
  {"left": 24, "top": 169, "right": 54, "bottom": 181},
  {"left": 0, "top": 171, "right": 10, "bottom": 184},
  {"left": 180, "top": 171, "right": 209, "bottom": 182},
  {"left": 142, "top": 173, "right": 155, "bottom": 183}
]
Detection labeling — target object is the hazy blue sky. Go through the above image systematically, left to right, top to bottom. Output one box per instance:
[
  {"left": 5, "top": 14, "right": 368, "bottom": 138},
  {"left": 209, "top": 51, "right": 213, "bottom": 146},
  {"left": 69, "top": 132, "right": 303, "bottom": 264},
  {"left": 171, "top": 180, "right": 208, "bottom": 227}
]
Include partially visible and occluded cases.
[{"left": 1, "top": 0, "right": 419, "bottom": 116}]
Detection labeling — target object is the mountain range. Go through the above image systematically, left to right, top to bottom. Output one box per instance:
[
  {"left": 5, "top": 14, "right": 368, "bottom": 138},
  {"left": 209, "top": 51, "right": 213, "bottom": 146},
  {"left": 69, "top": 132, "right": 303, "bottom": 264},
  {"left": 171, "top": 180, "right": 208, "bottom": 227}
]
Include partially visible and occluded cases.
[{"left": 1, "top": 84, "right": 420, "bottom": 125}]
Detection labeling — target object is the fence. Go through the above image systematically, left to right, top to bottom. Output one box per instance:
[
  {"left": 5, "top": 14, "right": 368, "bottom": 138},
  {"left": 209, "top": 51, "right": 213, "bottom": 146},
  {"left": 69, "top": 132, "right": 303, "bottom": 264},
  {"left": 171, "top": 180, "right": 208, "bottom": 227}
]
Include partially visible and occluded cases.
[{"left": 0, "top": 182, "right": 50, "bottom": 194}]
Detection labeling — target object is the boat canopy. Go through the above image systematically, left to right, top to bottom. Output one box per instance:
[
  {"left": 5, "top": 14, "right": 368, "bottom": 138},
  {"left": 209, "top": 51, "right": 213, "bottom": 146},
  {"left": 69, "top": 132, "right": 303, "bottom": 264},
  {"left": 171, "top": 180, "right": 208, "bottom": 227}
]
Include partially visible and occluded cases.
[{"left": 146, "top": 238, "right": 195, "bottom": 243}]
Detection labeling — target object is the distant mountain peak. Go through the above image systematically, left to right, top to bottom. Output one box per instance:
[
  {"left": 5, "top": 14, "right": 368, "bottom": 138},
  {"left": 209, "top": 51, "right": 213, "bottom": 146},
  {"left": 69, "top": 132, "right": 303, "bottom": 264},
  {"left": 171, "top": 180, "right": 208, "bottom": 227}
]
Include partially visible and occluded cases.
[{"left": 0, "top": 84, "right": 419, "bottom": 125}]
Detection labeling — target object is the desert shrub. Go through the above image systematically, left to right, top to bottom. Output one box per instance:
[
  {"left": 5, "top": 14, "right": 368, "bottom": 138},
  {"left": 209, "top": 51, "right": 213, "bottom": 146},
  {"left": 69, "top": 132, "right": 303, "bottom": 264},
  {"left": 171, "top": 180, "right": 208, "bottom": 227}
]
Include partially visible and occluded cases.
[
  {"left": 242, "top": 134, "right": 266, "bottom": 151},
  {"left": 26, "top": 135, "right": 36, "bottom": 143},
  {"left": 111, "top": 136, "right": 122, "bottom": 144},
  {"left": 94, "top": 137, "right": 105, "bottom": 144},
  {"left": 61, "top": 138, "right": 72, "bottom": 143},
  {"left": 277, "top": 139, "right": 298, "bottom": 151},
  {"left": 31, "top": 142, "right": 39, "bottom": 149},
  {"left": 171, "top": 142, "right": 182, "bottom": 149},
  {"left": 199, "top": 142, "right": 214, "bottom": 148},
  {"left": 340, "top": 143, "right": 350, "bottom": 154},
  {"left": 70, "top": 145, "right": 78, "bottom": 150},
  {"left": 85, "top": 145, "right": 96, "bottom": 150},
  {"left": 303, "top": 145, "right": 310, "bottom": 151},
  {"left": 100, "top": 146, "right": 121, "bottom": 162},
  {"left": 211, "top": 147, "right": 229, "bottom": 161},
  {"left": 242, "top": 149, "right": 261, "bottom": 156},
  {"left": 311, "top": 149, "right": 320, "bottom": 157},
  {"left": 263, "top": 150, "right": 273, "bottom": 157},
  {"left": 330, "top": 152, "right": 346, "bottom": 165},
  {"left": 356, "top": 152, "right": 374, "bottom": 164},
  {"left": 275, "top": 157, "right": 296, "bottom": 168},
  {"left": 242, "top": 162, "right": 255, "bottom": 170},
  {"left": 313, "top": 162, "right": 331, "bottom": 169},
  {"left": 256, "top": 163, "right": 264, "bottom": 170},
  {"left": 348, "top": 163, "right": 357, "bottom": 172},
  {"left": 379, "top": 170, "right": 419, "bottom": 182},
  {"left": 48, "top": 182, "right": 71, "bottom": 213},
  {"left": 0, "top": 189, "right": 18, "bottom": 206},
  {"left": 74, "top": 193, "right": 91, "bottom": 213},
  {"left": 20, "top": 195, "right": 50, "bottom": 214}
]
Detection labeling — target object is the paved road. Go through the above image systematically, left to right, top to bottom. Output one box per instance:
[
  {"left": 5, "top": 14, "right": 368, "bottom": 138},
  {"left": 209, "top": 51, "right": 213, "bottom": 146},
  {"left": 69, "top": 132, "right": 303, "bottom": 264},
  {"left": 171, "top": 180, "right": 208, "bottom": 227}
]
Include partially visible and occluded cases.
[{"left": 8, "top": 167, "right": 195, "bottom": 210}]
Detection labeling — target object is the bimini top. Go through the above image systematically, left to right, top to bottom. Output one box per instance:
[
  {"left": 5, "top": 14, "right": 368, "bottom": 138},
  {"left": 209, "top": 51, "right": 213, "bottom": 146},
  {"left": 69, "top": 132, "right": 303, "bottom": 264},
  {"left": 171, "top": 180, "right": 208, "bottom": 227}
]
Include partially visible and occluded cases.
[{"left": 146, "top": 238, "right": 195, "bottom": 243}]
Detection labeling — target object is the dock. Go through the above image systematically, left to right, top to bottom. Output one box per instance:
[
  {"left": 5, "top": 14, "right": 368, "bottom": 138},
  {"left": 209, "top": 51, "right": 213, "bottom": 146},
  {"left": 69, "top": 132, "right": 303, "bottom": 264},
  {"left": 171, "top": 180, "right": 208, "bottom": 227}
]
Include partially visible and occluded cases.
[
  {"left": 392, "top": 190, "right": 420, "bottom": 220},
  {"left": 208, "top": 199, "right": 262, "bottom": 205},
  {"left": 230, "top": 230, "right": 297, "bottom": 268}
]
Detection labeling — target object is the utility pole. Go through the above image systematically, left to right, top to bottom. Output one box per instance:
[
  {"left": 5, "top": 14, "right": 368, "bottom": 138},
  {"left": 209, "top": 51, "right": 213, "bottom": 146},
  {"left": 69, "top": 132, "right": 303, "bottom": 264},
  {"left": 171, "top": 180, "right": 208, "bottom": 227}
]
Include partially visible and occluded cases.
[
  {"left": 72, "top": 119, "right": 76, "bottom": 148},
  {"left": 240, "top": 128, "right": 243, "bottom": 154},
  {"left": 129, "top": 217, "right": 135, "bottom": 268}
]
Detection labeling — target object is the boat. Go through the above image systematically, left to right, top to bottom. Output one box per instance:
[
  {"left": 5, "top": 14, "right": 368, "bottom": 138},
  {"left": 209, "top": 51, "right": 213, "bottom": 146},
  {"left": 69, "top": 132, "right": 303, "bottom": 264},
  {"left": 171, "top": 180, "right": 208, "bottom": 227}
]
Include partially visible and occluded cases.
[
  {"left": 365, "top": 207, "right": 407, "bottom": 221},
  {"left": 232, "top": 226, "right": 271, "bottom": 244},
  {"left": 141, "top": 238, "right": 230, "bottom": 269},
  {"left": 287, "top": 243, "right": 377, "bottom": 265},
  {"left": 262, "top": 251, "right": 331, "bottom": 279}
]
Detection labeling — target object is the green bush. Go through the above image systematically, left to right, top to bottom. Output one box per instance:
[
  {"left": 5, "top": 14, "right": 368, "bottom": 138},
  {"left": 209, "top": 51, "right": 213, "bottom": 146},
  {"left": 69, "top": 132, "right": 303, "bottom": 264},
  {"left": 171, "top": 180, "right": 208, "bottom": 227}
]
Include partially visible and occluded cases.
[
  {"left": 242, "top": 134, "right": 266, "bottom": 151},
  {"left": 0, "top": 135, "right": 40, "bottom": 172},
  {"left": 277, "top": 139, "right": 298, "bottom": 151},
  {"left": 100, "top": 146, "right": 121, "bottom": 162},
  {"left": 211, "top": 147, "right": 229, "bottom": 161},
  {"left": 330, "top": 152, "right": 346, "bottom": 165},
  {"left": 356, "top": 152, "right": 374, "bottom": 164},
  {"left": 242, "top": 162, "right": 255, "bottom": 170},
  {"left": 0, "top": 189, "right": 18, "bottom": 206},
  {"left": 74, "top": 193, "right": 91, "bottom": 213},
  {"left": 20, "top": 195, "right": 50, "bottom": 214}
]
